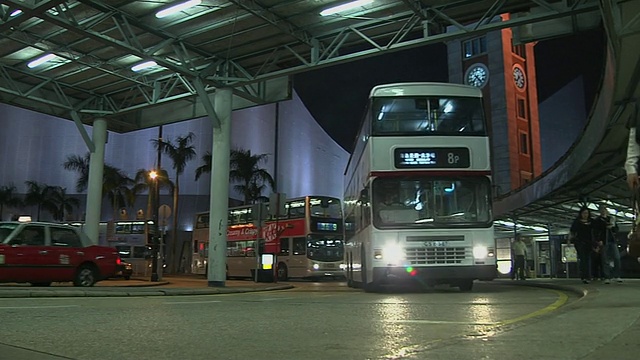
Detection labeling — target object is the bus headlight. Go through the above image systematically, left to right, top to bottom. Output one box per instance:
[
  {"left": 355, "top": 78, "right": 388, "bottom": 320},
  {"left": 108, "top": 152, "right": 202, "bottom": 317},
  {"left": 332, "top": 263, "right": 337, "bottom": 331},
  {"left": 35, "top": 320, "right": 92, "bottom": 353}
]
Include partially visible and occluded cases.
[
  {"left": 381, "top": 243, "right": 404, "bottom": 264},
  {"left": 473, "top": 245, "right": 488, "bottom": 259},
  {"left": 313, "top": 263, "right": 320, "bottom": 270}
]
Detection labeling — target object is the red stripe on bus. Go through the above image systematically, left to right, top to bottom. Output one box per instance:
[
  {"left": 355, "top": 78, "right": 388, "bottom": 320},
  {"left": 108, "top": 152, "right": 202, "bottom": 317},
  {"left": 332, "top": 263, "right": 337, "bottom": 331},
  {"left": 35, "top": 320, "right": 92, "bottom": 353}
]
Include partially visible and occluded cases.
[{"left": 370, "top": 170, "right": 491, "bottom": 177}]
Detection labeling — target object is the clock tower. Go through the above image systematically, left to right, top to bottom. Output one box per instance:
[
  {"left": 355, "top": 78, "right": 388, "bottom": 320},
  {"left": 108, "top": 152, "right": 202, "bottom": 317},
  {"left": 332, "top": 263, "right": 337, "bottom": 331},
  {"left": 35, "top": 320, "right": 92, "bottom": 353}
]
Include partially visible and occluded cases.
[{"left": 447, "top": 14, "right": 542, "bottom": 196}]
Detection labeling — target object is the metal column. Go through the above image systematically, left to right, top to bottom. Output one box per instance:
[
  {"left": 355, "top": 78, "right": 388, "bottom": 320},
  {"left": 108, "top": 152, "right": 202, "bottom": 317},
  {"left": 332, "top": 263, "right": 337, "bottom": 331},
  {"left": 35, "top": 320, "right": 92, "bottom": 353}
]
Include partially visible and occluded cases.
[
  {"left": 207, "top": 88, "right": 232, "bottom": 287},
  {"left": 84, "top": 118, "right": 107, "bottom": 244}
]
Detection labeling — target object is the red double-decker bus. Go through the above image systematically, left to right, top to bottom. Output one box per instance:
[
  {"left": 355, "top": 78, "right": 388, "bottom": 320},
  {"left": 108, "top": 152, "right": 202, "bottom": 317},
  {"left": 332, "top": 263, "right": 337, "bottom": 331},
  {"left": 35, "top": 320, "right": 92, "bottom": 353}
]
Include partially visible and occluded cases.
[{"left": 192, "top": 195, "right": 344, "bottom": 280}]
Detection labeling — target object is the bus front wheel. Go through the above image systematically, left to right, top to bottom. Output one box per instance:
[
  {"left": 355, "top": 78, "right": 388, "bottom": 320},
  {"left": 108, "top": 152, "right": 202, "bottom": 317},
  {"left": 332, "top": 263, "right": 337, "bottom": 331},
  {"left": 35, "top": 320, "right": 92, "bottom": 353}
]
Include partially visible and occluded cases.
[
  {"left": 346, "top": 253, "right": 354, "bottom": 288},
  {"left": 277, "top": 263, "right": 288, "bottom": 281},
  {"left": 458, "top": 280, "right": 474, "bottom": 292}
]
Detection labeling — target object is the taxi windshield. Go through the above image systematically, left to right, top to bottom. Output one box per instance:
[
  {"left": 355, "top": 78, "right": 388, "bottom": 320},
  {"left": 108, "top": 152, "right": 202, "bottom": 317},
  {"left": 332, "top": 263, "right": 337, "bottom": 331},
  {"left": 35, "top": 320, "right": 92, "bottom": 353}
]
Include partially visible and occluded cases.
[{"left": 0, "top": 223, "right": 19, "bottom": 243}]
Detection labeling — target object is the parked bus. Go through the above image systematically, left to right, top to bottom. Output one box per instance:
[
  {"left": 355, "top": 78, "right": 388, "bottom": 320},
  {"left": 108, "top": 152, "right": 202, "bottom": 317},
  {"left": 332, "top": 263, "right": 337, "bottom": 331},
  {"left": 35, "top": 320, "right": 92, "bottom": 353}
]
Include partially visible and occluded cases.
[
  {"left": 343, "top": 82, "right": 496, "bottom": 292},
  {"left": 192, "top": 195, "right": 345, "bottom": 280},
  {"left": 67, "top": 220, "right": 155, "bottom": 276}
]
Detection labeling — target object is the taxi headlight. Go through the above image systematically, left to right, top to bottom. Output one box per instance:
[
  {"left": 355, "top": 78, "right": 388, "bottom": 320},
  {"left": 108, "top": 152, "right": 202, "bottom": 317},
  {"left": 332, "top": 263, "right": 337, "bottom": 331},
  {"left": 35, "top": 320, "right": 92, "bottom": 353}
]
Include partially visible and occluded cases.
[{"left": 473, "top": 245, "right": 488, "bottom": 259}]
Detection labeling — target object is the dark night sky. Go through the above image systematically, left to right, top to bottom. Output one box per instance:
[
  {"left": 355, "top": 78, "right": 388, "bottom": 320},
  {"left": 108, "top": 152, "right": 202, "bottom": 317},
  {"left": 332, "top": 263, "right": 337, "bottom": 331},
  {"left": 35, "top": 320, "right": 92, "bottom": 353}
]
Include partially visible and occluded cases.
[{"left": 293, "top": 27, "right": 606, "bottom": 152}]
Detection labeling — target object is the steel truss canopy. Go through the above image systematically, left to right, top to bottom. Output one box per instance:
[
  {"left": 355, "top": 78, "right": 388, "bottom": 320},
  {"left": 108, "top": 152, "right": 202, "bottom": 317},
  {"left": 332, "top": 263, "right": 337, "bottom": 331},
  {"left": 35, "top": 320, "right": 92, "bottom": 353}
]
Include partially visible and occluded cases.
[{"left": 0, "top": 0, "right": 600, "bottom": 132}]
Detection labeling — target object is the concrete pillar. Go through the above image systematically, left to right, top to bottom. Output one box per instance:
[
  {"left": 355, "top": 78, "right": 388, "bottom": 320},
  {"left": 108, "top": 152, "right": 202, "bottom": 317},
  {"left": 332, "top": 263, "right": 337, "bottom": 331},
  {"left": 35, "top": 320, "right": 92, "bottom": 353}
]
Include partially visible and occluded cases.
[
  {"left": 207, "top": 88, "right": 232, "bottom": 287},
  {"left": 84, "top": 118, "right": 107, "bottom": 244}
]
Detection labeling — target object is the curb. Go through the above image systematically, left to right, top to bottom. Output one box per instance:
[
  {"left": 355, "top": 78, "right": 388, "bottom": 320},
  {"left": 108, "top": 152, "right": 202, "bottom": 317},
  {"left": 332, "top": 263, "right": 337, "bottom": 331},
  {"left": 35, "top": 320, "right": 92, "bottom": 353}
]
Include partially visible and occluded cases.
[{"left": 0, "top": 284, "right": 295, "bottom": 298}]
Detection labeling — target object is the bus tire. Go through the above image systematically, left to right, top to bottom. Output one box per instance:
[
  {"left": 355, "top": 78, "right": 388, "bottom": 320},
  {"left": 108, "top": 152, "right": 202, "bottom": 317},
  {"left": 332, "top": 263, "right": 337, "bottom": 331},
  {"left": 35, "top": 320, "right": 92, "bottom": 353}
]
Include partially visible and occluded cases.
[
  {"left": 346, "top": 253, "right": 354, "bottom": 288},
  {"left": 277, "top": 263, "right": 288, "bottom": 281},
  {"left": 458, "top": 279, "right": 474, "bottom": 292}
]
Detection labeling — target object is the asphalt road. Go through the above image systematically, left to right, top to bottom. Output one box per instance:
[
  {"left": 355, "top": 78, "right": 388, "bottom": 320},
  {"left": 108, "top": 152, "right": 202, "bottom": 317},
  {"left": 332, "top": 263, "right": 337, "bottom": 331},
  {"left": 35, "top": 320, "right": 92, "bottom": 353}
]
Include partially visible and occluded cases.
[{"left": 0, "top": 281, "right": 575, "bottom": 360}]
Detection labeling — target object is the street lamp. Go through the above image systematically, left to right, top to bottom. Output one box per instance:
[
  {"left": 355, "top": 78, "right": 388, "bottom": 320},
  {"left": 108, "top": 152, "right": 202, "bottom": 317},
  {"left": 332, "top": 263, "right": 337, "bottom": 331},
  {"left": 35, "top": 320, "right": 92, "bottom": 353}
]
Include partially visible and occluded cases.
[{"left": 149, "top": 170, "right": 159, "bottom": 282}]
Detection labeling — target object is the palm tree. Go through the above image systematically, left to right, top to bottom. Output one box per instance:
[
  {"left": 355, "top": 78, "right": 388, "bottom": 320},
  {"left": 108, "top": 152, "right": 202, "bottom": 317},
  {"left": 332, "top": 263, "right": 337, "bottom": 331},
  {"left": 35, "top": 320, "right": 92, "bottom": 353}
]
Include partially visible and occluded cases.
[
  {"left": 152, "top": 132, "right": 196, "bottom": 273},
  {"left": 195, "top": 148, "right": 276, "bottom": 204},
  {"left": 229, "top": 149, "right": 276, "bottom": 204},
  {"left": 194, "top": 151, "right": 212, "bottom": 181},
  {"left": 63, "top": 152, "right": 135, "bottom": 219},
  {"left": 63, "top": 153, "right": 90, "bottom": 193},
  {"left": 132, "top": 168, "right": 174, "bottom": 221},
  {"left": 103, "top": 169, "right": 135, "bottom": 220},
  {"left": 24, "top": 181, "right": 55, "bottom": 221},
  {"left": 0, "top": 184, "right": 22, "bottom": 221},
  {"left": 47, "top": 186, "right": 80, "bottom": 221}
]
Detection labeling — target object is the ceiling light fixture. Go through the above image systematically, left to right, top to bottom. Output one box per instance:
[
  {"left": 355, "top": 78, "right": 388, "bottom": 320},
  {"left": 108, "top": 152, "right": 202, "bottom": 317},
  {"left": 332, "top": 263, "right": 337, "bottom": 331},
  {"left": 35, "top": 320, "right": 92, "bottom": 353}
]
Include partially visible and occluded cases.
[
  {"left": 156, "top": 0, "right": 202, "bottom": 18},
  {"left": 320, "top": 0, "right": 373, "bottom": 16},
  {"left": 10, "top": 9, "right": 23, "bottom": 17},
  {"left": 27, "top": 53, "right": 57, "bottom": 68},
  {"left": 131, "top": 60, "right": 158, "bottom": 72}
]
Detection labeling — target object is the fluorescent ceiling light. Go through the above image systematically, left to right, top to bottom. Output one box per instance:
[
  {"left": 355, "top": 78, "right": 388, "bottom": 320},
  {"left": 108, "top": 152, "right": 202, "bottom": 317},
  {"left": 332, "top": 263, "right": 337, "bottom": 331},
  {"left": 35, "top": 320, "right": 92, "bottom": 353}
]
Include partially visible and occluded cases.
[
  {"left": 156, "top": 0, "right": 201, "bottom": 18},
  {"left": 320, "top": 0, "right": 373, "bottom": 16},
  {"left": 10, "top": 9, "right": 23, "bottom": 17},
  {"left": 27, "top": 53, "right": 57, "bottom": 68},
  {"left": 131, "top": 60, "right": 157, "bottom": 72}
]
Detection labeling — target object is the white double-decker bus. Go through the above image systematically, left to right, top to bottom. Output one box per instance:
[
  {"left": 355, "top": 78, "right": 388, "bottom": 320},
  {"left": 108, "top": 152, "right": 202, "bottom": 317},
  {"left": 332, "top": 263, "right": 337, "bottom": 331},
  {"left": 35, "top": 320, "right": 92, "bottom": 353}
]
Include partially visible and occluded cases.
[{"left": 343, "top": 82, "right": 496, "bottom": 292}]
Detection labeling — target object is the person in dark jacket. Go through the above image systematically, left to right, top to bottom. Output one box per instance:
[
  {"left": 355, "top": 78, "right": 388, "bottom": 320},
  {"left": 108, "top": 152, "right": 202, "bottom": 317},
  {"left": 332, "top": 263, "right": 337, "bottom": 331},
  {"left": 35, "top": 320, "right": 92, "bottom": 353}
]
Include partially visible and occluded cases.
[
  {"left": 592, "top": 204, "right": 622, "bottom": 283},
  {"left": 570, "top": 206, "right": 595, "bottom": 284}
]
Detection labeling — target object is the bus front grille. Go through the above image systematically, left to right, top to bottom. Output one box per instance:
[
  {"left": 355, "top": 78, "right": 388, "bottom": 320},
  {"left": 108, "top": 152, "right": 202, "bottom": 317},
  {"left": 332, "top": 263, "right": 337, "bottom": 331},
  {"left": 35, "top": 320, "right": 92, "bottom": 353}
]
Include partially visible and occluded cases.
[{"left": 405, "top": 247, "right": 467, "bottom": 265}]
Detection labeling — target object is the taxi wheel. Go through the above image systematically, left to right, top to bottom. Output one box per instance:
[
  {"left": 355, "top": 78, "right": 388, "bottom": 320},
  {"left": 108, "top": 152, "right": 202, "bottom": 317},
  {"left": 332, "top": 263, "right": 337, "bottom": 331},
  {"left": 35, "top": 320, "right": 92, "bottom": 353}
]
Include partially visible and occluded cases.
[{"left": 74, "top": 264, "right": 98, "bottom": 287}]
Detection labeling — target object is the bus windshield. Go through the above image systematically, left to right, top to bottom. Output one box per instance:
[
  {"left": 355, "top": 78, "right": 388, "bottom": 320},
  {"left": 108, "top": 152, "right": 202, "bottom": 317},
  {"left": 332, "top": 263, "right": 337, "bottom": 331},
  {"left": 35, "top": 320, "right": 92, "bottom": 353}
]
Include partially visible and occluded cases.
[
  {"left": 372, "top": 96, "right": 486, "bottom": 135},
  {"left": 372, "top": 176, "right": 492, "bottom": 228},
  {"left": 309, "top": 197, "right": 342, "bottom": 219},
  {"left": 307, "top": 236, "right": 344, "bottom": 262}
]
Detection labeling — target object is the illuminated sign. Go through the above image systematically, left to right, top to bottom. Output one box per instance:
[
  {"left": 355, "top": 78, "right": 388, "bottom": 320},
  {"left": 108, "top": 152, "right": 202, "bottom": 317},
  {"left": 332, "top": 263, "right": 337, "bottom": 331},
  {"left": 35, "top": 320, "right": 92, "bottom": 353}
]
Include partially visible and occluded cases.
[
  {"left": 394, "top": 147, "right": 470, "bottom": 168},
  {"left": 317, "top": 222, "right": 338, "bottom": 231}
]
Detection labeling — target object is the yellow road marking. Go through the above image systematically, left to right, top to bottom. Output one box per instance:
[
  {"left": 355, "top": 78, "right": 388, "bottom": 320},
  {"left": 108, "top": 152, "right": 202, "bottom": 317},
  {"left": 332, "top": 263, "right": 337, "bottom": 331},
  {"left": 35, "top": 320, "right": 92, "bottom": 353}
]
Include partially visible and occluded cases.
[{"left": 495, "top": 289, "right": 569, "bottom": 326}]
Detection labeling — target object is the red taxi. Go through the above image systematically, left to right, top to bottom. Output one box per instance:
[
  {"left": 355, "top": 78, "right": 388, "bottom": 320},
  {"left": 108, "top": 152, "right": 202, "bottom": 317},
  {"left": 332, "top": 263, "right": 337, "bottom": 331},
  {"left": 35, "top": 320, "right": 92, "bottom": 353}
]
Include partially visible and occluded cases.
[{"left": 0, "top": 221, "right": 119, "bottom": 287}]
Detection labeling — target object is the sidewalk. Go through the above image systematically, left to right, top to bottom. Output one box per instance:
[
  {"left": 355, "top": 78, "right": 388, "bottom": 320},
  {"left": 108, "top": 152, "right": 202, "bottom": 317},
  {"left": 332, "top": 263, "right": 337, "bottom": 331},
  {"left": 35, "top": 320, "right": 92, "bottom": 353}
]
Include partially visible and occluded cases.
[
  {"left": 0, "top": 275, "right": 293, "bottom": 298},
  {"left": 464, "top": 277, "right": 640, "bottom": 359}
]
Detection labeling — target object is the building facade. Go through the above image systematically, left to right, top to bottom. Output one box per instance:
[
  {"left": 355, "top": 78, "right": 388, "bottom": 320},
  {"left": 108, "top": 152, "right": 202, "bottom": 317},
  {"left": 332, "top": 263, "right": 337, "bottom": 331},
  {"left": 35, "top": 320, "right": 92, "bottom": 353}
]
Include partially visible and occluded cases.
[
  {"left": 447, "top": 14, "right": 543, "bottom": 195},
  {"left": 0, "top": 91, "right": 350, "bottom": 231}
]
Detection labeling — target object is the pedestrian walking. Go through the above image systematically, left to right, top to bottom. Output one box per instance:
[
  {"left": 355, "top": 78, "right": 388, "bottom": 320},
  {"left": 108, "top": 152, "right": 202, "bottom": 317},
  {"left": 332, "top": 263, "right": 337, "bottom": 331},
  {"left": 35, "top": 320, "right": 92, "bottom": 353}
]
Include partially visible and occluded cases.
[
  {"left": 593, "top": 204, "right": 622, "bottom": 283},
  {"left": 569, "top": 206, "right": 595, "bottom": 284},
  {"left": 513, "top": 236, "right": 528, "bottom": 280}
]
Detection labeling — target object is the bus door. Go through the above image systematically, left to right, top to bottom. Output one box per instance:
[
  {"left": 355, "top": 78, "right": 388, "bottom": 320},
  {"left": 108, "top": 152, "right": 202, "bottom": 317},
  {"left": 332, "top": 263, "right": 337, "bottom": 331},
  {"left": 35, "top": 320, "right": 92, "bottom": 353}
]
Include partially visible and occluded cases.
[
  {"left": 278, "top": 237, "right": 291, "bottom": 270},
  {"left": 289, "top": 237, "right": 307, "bottom": 277}
]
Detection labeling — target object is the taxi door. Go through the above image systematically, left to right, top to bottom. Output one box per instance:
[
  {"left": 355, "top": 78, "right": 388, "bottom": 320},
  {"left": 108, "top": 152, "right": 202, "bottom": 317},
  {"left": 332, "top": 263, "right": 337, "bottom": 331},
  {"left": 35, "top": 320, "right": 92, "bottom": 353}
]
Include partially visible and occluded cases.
[
  {"left": 3, "top": 225, "right": 49, "bottom": 283},
  {"left": 47, "top": 226, "right": 86, "bottom": 281},
  {"left": 0, "top": 244, "right": 16, "bottom": 282}
]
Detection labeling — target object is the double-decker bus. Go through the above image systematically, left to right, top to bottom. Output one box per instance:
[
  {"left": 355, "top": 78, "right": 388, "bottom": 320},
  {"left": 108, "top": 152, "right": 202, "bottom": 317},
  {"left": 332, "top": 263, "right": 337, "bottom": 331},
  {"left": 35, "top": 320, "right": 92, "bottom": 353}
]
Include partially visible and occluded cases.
[
  {"left": 343, "top": 82, "right": 496, "bottom": 292},
  {"left": 191, "top": 195, "right": 345, "bottom": 280},
  {"left": 67, "top": 220, "right": 155, "bottom": 276}
]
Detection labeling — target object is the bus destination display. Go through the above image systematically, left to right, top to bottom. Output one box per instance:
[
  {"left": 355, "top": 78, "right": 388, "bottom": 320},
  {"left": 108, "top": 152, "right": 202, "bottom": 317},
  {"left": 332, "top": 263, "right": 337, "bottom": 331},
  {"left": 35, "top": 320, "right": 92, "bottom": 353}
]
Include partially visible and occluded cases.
[{"left": 394, "top": 147, "right": 470, "bottom": 168}]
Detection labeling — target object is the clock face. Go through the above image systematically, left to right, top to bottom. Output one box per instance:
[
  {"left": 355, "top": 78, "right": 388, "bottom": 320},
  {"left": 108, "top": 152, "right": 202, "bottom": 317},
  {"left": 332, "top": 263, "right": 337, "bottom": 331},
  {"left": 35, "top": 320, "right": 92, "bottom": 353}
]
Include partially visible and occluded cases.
[
  {"left": 465, "top": 64, "right": 488, "bottom": 88},
  {"left": 513, "top": 65, "right": 526, "bottom": 89}
]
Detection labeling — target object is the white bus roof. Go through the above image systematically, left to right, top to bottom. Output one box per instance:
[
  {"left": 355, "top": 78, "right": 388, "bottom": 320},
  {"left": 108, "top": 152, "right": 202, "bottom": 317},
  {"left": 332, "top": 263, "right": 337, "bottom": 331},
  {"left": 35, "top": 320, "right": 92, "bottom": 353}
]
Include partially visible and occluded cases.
[{"left": 369, "top": 82, "right": 482, "bottom": 98}]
